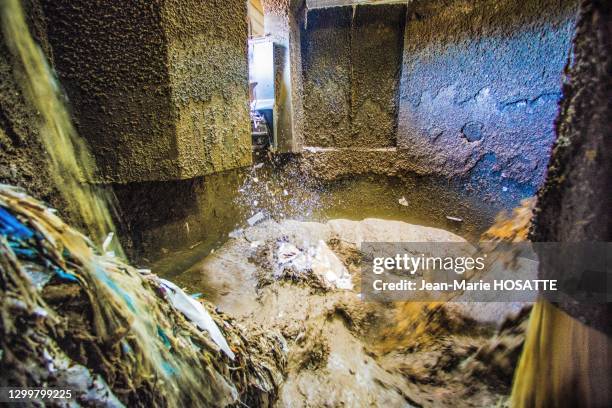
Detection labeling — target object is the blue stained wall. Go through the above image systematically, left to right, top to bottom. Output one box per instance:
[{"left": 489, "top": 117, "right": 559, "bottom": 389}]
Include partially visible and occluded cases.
[{"left": 397, "top": 0, "right": 578, "bottom": 204}]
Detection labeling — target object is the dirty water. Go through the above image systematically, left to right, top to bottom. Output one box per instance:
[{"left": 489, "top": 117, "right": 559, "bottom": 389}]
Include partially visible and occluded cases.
[
  {"left": 1, "top": 0, "right": 121, "bottom": 251},
  {"left": 152, "top": 159, "right": 500, "bottom": 278},
  {"left": 143, "top": 160, "right": 527, "bottom": 407},
  {"left": 166, "top": 216, "right": 528, "bottom": 407}
]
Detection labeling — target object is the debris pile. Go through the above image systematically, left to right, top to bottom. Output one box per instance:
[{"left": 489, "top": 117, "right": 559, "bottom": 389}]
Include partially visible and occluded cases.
[
  {"left": 0, "top": 185, "right": 286, "bottom": 406},
  {"left": 481, "top": 197, "right": 535, "bottom": 243},
  {"left": 177, "top": 218, "right": 531, "bottom": 407},
  {"left": 250, "top": 238, "right": 353, "bottom": 290}
]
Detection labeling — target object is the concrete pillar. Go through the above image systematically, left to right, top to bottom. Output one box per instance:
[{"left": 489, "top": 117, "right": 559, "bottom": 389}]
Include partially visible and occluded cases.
[
  {"left": 38, "top": 0, "right": 251, "bottom": 183},
  {"left": 261, "top": 0, "right": 306, "bottom": 152},
  {"left": 531, "top": 0, "right": 611, "bottom": 333}
]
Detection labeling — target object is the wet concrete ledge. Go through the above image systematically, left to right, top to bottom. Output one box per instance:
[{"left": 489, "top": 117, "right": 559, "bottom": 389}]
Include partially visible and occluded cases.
[{"left": 298, "top": 148, "right": 533, "bottom": 208}]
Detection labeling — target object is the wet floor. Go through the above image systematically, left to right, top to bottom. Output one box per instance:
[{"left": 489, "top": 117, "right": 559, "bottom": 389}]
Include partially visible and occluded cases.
[
  {"left": 152, "top": 158, "right": 500, "bottom": 279},
  {"left": 160, "top": 214, "right": 527, "bottom": 407}
]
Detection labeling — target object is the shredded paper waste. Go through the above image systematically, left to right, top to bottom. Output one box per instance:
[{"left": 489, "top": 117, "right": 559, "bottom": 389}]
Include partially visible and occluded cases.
[
  {"left": 0, "top": 184, "right": 286, "bottom": 407},
  {"left": 272, "top": 240, "right": 353, "bottom": 290}
]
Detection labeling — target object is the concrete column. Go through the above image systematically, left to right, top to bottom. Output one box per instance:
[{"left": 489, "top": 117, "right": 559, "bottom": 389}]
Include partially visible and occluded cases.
[
  {"left": 38, "top": 0, "right": 251, "bottom": 183},
  {"left": 262, "top": 0, "right": 306, "bottom": 152}
]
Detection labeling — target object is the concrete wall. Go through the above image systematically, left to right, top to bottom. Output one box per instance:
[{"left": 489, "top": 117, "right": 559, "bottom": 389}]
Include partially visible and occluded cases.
[
  {"left": 38, "top": 0, "right": 251, "bottom": 183},
  {"left": 262, "top": 0, "right": 307, "bottom": 152},
  {"left": 298, "top": 0, "right": 578, "bottom": 207},
  {"left": 397, "top": 0, "right": 578, "bottom": 199},
  {"left": 301, "top": 4, "right": 405, "bottom": 147},
  {"left": 352, "top": 5, "right": 406, "bottom": 146},
  {"left": 302, "top": 7, "right": 351, "bottom": 147}
]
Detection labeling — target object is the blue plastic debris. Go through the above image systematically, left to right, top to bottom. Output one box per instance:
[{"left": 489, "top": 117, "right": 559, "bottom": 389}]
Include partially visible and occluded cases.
[
  {"left": 0, "top": 206, "right": 34, "bottom": 239},
  {"left": 11, "top": 247, "right": 38, "bottom": 258},
  {"left": 95, "top": 266, "right": 137, "bottom": 313},
  {"left": 54, "top": 267, "right": 79, "bottom": 283},
  {"left": 157, "top": 326, "right": 172, "bottom": 350},
  {"left": 161, "top": 360, "right": 177, "bottom": 376}
]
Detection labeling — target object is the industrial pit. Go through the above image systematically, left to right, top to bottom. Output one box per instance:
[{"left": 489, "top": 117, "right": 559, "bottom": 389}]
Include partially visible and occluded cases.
[{"left": 0, "top": 0, "right": 610, "bottom": 407}]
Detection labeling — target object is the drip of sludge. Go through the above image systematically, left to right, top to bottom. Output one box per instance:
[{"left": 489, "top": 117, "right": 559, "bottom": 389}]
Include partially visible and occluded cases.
[{"left": 1, "top": 0, "right": 121, "bottom": 255}]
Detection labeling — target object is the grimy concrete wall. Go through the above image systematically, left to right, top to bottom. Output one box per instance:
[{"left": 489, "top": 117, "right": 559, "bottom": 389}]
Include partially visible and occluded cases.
[
  {"left": 38, "top": 0, "right": 251, "bottom": 183},
  {"left": 262, "top": 0, "right": 307, "bottom": 152},
  {"left": 299, "top": 0, "right": 578, "bottom": 206},
  {"left": 397, "top": 0, "right": 578, "bottom": 199},
  {"left": 301, "top": 4, "right": 406, "bottom": 147}
]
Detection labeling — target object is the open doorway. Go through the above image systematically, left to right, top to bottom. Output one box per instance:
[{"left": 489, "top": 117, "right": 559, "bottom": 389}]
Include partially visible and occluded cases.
[
  {"left": 248, "top": 0, "right": 274, "bottom": 159},
  {"left": 248, "top": 37, "right": 275, "bottom": 157}
]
